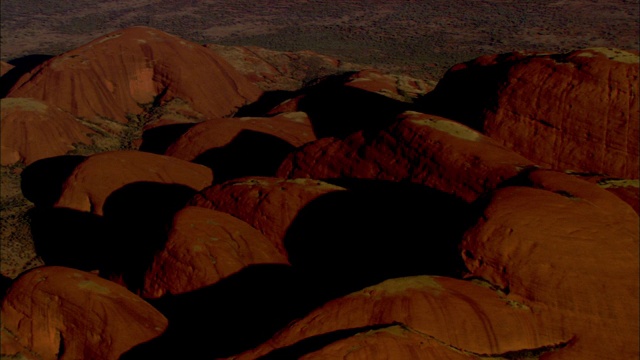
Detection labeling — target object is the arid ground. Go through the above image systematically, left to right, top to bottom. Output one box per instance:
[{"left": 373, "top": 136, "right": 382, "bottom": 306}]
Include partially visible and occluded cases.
[{"left": 1, "top": 0, "right": 639, "bottom": 79}]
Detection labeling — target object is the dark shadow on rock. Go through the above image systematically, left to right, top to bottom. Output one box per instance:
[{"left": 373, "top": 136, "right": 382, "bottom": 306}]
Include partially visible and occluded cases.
[
  {"left": 1, "top": 54, "right": 54, "bottom": 98},
  {"left": 415, "top": 54, "right": 516, "bottom": 131},
  {"left": 238, "top": 72, "right": 414, "bottom": 139},
  {"left": 297, "top": 84, "right": 412, "bottom": 139},
  {"left": 235, "top": 90, "right": 297, "bottom": 117},
  {"left": 138, "top": 123, "right": 196, "bottom": 155},
  {"left": 193, "top": 130, "right": 296, "bottom": 184},
  {"left": 21, "top": 155, "right": 86, "bottom": 207},
  {"left": 283, "top": 179, "right": 473, "bottom": 296},
  {"left": 100, "top": 182, "right": 198, "bottom": 292},
  {"left": 29, "top": 207, "right": 108, "bottom": 271},
  {"left": 120, "top": 264, "right": 328, "bottom": 360},
  {"left": 0, "top": 274, "right": 15, "bottom": 301},
  {"left": 258, "top": 323, "right": 400, "bottom": 360}
]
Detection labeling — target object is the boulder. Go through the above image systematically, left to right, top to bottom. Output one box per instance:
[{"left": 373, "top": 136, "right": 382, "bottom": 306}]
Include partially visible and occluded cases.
[
  {"left": 6, "top": 26, "right": 262, "bottom": 124},
  {"left": 422, "top": 48, "right": 639, "bottom": 179},
  {"left": 1, "top": 98, "right": 95, "bottom": 166},
  {"left": 278, "top": 111, "right": 534, "bottom": 202},
  {"left": 164, "top": 112, "right": 316, "bottom": 182},
  {"left": 54, "top": 150, "right": 212, "bottom": 215},
  {"left": 461, "top": 169, "right": 639, "bottom": 359},
  {"left": 190, "top": 177, "right": 345, "bottom": 252},
  {"left": 142, "top": 206, "right": 288, "bottom": 298},
  {"left": 0, "top": 266, "right": 167, "bottom": 360},
  {"left": 229, "top": 276, "right": 568, "bottom": 359}
]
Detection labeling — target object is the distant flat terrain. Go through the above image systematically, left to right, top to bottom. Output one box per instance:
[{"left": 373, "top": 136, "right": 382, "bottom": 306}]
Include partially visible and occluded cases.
[{"left": 1, "top": 0, "right": 638, "bottom": 78}]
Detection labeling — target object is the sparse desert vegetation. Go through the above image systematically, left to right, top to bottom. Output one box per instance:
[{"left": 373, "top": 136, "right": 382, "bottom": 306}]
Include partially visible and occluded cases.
[{"left": 1, "top": 0, "right": 638, "bottom": 78}]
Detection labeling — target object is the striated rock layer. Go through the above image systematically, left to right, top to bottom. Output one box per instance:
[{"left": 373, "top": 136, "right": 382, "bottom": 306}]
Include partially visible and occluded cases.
[
  {"left": 7, "top": 26, "right": 262, "bottom": 124},
  {"left": 422, "top": 48, "right": 639, "bottom": 179},
  {"left": 1, "top": 98, "right": 94, "bottom": 166},
  {"left": 0, "top": 266, "right": 167, "bottom": 360}
]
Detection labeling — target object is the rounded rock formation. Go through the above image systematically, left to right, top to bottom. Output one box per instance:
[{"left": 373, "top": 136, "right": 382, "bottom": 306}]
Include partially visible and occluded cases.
[
  {"left": 6, "top": 26, "right": 262, "bottom": 124},
  {"left": 423, "top": 48, "right": 639, "bottom": 179},
  {"left": 1, "top": 98, "right": 95, "bottom": 166},
  {"left": 278, "top": 111, "right": 534, "bottom": 202},
  {"left": 54, "top": 150, "right": 213, "bottom": 215},
  {"left": 461, "top": 169, "right": 639, "bottom": 359},
  {"left": 190, "top": 177, "right": 345, "bottom": 252},
  {"left": 142, "top": 206, "right": 288, "bottom": 298},
  {"left": 0, "top": 266, "right": 167, "bottom": 360},
  {"left": 229, "top": 276, "right": 568, "bottom": 359}
]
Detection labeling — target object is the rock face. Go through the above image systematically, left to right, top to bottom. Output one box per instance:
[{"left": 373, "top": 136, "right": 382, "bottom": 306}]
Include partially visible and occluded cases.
[
  {"left": 6, "top": 26, "right": 262, "bottom": 124},
  {"left": 422, "top": 48, "right": 639, "bottom": 179},
  {"left": 343, "top": 69, "right": 432, "bottom": 102},
  {"left": 1, "top": 98, "right": 95, "bottom": 165},
  {"left": 278, "top": 111, "right": 534, "bottom": 202},
  {"left": 164, "top": 112, "right": 316, "bottom": 182},
  {"left": 54, "top": 150, "right": 212, "bottom": 215},
  {"left": 461, "top": 169, "right": 639, "bottom": 359},
  {"left": 190, "top": 177, "right": 345, "bottom": 253},
  {"left": 142, "top": 206, "right": 288, "bottom": 299},
  {"left": 0, "top": 266, "right": 167, "bottom": 360},
  {"left": 229, "top": 276, "right": 568, "bottom": 359}
]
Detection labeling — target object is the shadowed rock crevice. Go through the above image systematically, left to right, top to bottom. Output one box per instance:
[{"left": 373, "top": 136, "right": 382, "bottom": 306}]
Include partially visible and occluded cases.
[
  {"left": 0, "top": 54, "right": 54, "bottom": 98},
  {"left": 238, "top": 72, "right": 415, "bottom": 139},
  {"left": 138, "top": 123, "right": 196, "bottom": 154},
  {"left": 193, "top": 130, "right": 297, "bottom": 184},
  {"left": 21, "top": 155, "right": 86, "bottom": 207},
  {"left": 284, "top": 179, "right": 473, "bottom": 296},
  {"left": 28, "top": 182, "right": 197, "bottom": 292},
  {"left": 100, "top": 182, "right": 199, "bottom": 292},
  {"left": 120, "top": 265, "right": 329, "bottom": 359},
  {"left": 258, "top": 323, "right": 402, "bottom": 360}
]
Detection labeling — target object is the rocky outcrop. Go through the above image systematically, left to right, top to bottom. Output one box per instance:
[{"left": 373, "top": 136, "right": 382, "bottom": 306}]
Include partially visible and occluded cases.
[
  {"left": 6, "top": 26, "right": 262, "bottom": 125},
  {"left": 422, "top": 48, "right": 639, "bottom": 179},
  {"left": 1, "top": 98, "right": 95, "bottom": 165},
  {"left": 278, "top": 111, "right": 534, "bottom": 202},
  {"left": 164, "top": 112, "right": 316, "bottom": 182},
  {"left": 54, "top": 150, "right": 212, "bottom": 215},
  {"left": 461, "top": 169, "right": 639, "bottom": 359},
  {"left": 190, "top": 177, "right": 345, "bottom": 253},
  {"left": 142, "top": 206, "right": 288, "bottom": 299},
  {"left": 0, "top": 266, "right": 167, "bottom": 360},
  {"left": 228, "top": 276, "right": 568, "bottom": 359}
]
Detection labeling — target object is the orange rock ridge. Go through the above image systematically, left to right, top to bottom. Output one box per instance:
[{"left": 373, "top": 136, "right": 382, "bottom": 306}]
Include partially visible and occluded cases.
[
  {"left": 7, "top": 26, "right": 262, "bottom": 125},
  {"left": 423, "top": 48, "right": 639, "bottom": 179},
  {"left": 1, "top": 98, "right": 94, "bottom": 165},
  {"left": 278, "top": 111, "right": 534, "bottom": 202},
  {"left": 54, "top": 150, "right": 213, "bottom": 215},
  {"left": 190, "top": 177, "right": 345, "bottom": 253},
  {"left": 142, "top": 206, "right": 288, "bottom": 299},
  {"left": 0, "top": 266, "right": 167, "bottom": 360}
]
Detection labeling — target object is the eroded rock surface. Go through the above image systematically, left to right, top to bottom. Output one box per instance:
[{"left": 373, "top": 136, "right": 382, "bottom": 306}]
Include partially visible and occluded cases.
[
  {"left": 7, "top": 26, "right": 262, "bottom": 124},
  {"left": 423, "top": 48, "right": 639, "bottom": 179},
  {"left": 278, "top": 111, "right": 534, "bottom": 202},
  {"left": 142, "top": 206, "right": 288, "bottom": 298},
  {"left": 0, "top": 266, "right": 167, "bottom": 360}
]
